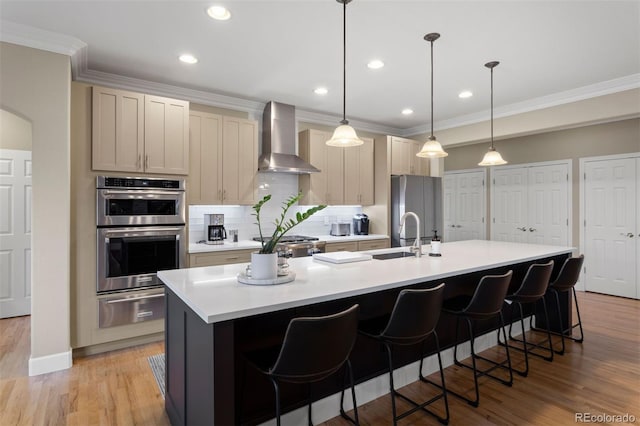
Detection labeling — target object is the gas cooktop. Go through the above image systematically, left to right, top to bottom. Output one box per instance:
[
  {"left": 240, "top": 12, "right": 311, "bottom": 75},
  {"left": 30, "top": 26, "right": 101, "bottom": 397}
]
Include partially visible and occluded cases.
[{"left": 252, "top": 235, "right": 319, "bottom": 243}]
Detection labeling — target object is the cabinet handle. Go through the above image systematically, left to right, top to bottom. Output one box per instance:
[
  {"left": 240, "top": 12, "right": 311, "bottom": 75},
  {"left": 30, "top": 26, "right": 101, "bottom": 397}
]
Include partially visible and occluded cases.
[
  {"left": 137, "top": 154, "right": 141, "bottom": 169},
  {"left": 145, "top": 155, "right": 149, "bottom": 169},
  {"left": 218, "top": 189, "right": 222, "bottom": 201},
  {"left": 223, "top": 189, "right": 227, "bottom": 200},
  {"left": 226, "top": 256, "right": 239, "bottom": 260}
]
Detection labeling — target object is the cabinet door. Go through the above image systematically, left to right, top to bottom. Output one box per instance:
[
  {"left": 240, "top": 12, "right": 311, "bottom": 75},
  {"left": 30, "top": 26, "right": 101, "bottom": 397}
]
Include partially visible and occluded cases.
[
  {"left": 92, "top": 86, "right": 144, "bottom": 172},
  {"left": 144, "top": 95, "right": 189, "bottom": 175},
  {"left": 188, "top": 112, "right": 222, "bottom": 204},
  {"left": 222, "top": 117, "right": 257, "bottom": 205},
  {"left": 302, "top": 130, "right": 331, "bottom": 204},
  {"left": 344, "top": 137, "right": 374, "bottom": 205},
  {"left": 390, "top": 137, "right": 411, "bottom": 175},
  {"left": 359, "top": 138, "right": 375, "bottom": 205},
  {"left": 411, "top": 141, "right": 431, "bottom": 176},
  {"left": 326, "top": 145, "right": 344, "bottom": 204}
]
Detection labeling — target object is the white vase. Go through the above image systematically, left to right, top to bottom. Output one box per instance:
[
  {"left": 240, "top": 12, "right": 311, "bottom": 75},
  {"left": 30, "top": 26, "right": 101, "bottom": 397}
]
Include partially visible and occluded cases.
[{"left": 250, "top": 252, "right": 278, "bottom": 280}]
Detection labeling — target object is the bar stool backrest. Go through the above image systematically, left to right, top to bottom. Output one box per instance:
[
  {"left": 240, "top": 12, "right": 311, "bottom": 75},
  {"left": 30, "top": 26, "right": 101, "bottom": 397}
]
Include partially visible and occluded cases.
[
  {"left": 550, "top": 255, "right": 584, "bottom": 292},
  {"left": 510, "top": 261, "right": 554, "bottom": 301},
  {"left": 463, "top": 271, "right": 513, "bottom": 318},
  {"left": 380, "top": 283, "right": 445, "bottom": 345},
  {"left": 270, "top": 304, "right": 359, "bottom": 383}
]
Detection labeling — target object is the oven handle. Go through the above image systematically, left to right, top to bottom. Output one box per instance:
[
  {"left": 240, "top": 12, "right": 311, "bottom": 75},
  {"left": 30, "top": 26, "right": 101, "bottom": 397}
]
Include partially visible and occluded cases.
[
  {"left": 100, "top": 189, "right": 183, "bottom": 196},
  {"left": 102, "top": 227, "right": 184, "bottom": 238},
  {"left": 105, "top": 293, "right": 164, "bottom": 304}
]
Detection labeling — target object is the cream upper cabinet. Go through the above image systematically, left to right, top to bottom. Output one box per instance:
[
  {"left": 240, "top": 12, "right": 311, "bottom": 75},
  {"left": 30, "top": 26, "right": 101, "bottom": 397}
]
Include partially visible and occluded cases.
[
  {"left": 92, "top": 85, "right": 189, "bottom": 175},
  {"left": 92, "top": 86, "right": 144, "bottom": 172},
  {"left": 144, "top": 95, "right": 189, "bottom": 175},
  {"left": 188, "top": 111, "right": 222, "bottom": 204},
  {"left": 188, "top": 112, "right": 258, "bottom": 205},
  {"left": 222, "top": 116, "right": 258, "bottom": 205},
  {"left": 299, "top": 129, "right": 344, "bottom": 205},
  {"left": 390, "top": 136, "right": 429, "bottom": 176},
  {"left": 344, "top": 137, "right": 374, "bottom": 205}
]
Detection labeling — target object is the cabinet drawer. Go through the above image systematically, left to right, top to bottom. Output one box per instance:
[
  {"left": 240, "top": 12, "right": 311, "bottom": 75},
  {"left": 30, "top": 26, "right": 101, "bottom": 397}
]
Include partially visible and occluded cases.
[
  {"left": 357, "top": 239, "right": 390, "bottom": 251},
  {"left": 325, "top": 242, "right": 359, "bottom": 253},
  {"left": 189, "top": 249, "right": 253, "bottom": 267},
  {"left": 98, "top": 290, "right": 164, "bottom": 328}
]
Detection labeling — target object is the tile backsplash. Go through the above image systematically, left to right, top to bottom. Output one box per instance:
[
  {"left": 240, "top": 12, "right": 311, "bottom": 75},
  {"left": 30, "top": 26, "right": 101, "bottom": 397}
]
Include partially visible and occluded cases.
[{"left": 189, "top": 174, "right": 363, "bottom": 243}]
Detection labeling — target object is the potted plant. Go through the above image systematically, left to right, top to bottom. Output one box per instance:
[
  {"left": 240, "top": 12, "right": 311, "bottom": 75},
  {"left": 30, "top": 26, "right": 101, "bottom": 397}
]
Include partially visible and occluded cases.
[{"left": 250, "top": 192, "right": 326, "bottom": 279}]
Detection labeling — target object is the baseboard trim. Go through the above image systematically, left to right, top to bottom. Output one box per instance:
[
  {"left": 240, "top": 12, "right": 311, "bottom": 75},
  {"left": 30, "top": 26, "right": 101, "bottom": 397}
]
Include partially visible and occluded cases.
[
  {"left": 260, "top": 320, "right": 528, "bottom": 426},
  {"left": 29, "top": 349, "right": 73, "bottom": 376}
]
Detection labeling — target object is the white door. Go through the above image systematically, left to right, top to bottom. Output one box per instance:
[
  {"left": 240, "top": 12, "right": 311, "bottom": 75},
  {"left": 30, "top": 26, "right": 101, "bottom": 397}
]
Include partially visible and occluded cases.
[
  {"left": 0, "top": 149, "right": 32, "bottom": 318},
  {"left": 584, "top": 158, "right": 637, "bottom": 298},
  {"left": 527, "top": 164, "right": 569, "bottom": 245},
  {"left": 492, "top": 167, "right": 529, "bottom": 242},
  {"left": 444, "top": 170, "right": 486, "bottom": 242},
  {"left": 443, "top": 174, "right": 456, "bottom": 241}
]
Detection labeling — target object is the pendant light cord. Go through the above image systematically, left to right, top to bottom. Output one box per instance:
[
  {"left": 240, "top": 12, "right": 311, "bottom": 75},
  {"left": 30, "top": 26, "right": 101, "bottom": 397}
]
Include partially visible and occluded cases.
[
  {"left": 341, "top": 0, "right": 347, "bottom": 125},
  {"left": 430, "top": 38, "right": 434, "bottom": 139},
  {"left": 490, "top": 65, "right": 494, "bottom": 149}
]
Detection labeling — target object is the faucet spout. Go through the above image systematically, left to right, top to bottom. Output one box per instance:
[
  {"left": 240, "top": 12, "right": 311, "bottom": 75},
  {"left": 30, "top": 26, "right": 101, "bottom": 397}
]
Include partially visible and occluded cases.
[{"left": 399, "top": 211, "right": 422, "bottom": 257}]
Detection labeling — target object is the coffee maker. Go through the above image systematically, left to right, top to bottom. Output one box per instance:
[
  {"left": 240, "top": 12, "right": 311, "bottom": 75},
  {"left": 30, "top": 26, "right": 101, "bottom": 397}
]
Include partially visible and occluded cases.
[
  {"left": 353, "top": 213, "right": 369, "bottom": 235},
  {"left": 204, "top": 214, "right": 227, "bottom": 245}
]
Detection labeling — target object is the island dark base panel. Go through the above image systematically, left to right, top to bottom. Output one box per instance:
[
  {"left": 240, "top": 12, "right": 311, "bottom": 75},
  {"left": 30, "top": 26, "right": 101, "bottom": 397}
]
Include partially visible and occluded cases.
[{"left": 165, "top": 253, "right": 570, "bottom": 425}]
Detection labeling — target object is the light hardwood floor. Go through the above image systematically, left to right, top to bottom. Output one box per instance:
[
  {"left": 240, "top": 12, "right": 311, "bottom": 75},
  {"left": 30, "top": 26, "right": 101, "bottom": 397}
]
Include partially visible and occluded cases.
[{"left": 1, "top": 291, "right": 638, "bottom": 425}]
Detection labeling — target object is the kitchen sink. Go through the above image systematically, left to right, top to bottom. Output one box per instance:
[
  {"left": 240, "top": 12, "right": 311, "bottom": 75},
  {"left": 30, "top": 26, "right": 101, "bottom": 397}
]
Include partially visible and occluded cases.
[{"left": 372, "top": 251, "right": 416, "bottom": 260}]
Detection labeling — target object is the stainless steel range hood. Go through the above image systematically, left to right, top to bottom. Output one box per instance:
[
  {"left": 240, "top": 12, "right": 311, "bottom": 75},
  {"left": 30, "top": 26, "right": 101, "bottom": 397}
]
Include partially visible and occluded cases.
[{"left": 258, "top": 101, "right": 320, "bottom": 174}]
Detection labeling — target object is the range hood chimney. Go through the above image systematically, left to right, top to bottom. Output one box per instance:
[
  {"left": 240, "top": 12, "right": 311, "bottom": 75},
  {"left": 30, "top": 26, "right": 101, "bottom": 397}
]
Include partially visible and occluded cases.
[{"left": 258, "top": 101, "right": 320, "bottom": 174}]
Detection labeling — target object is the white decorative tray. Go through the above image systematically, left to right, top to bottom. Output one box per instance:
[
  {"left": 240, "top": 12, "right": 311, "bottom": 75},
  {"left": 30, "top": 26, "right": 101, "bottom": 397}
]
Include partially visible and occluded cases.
[{"left": 237, "top": 271, "right": 296, "bottom": 286}]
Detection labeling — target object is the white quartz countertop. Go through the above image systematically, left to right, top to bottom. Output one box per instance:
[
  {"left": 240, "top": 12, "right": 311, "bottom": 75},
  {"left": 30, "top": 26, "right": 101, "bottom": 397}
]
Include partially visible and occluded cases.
[
  {"left": 188, "top": 234, "right": 389, "bottom": 254},
  {"left": 160, "top": 240, "right": 574, "bottom": 324}
]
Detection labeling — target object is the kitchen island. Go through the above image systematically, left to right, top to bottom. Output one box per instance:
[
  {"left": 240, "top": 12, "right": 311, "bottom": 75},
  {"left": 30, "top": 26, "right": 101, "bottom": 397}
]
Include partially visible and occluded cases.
[{"left": 159, "top": 240, "right": 574, "bottom": 426}]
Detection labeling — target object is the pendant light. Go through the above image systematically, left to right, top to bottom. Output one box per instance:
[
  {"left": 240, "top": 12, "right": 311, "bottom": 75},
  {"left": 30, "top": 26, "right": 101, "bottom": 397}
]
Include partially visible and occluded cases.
[
  {"left": 326, "top": 0, "right": 363, "bottom": 147},
  {"left": 417, "top": 33, "right": 448, "bottom": 158},
  {"left": 478, "top": 61, "right": 507, "bottom": 166}
]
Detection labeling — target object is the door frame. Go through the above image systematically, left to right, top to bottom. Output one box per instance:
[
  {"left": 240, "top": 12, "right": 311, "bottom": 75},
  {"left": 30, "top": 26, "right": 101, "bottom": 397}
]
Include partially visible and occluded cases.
[
  {"left": 579, "top": 152, "right": 639, "bottom": 292},
  {"left": 489, "top": 159, "right": 573, "bottom": 247},
  {"left": 443, "top": 168, "right": 488, "bottom": 241}
]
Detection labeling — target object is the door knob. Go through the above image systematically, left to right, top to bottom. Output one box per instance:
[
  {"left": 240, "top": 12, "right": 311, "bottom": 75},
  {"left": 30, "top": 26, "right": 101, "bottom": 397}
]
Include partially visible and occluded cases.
[
  {"left": 456, "top": 225, "right": 462, "bottom": 228},
  {"left": 516, "top": 227, "right": 527, "bottom": 232},
  {"left": 529, "top": 228, "right": 536, "bottom": 232},
  {"left": 628, "top": 232, "right": 635, "bottom": 238},
  {"left": 620, "top": 233, "right": 635, "bottom": 238}
]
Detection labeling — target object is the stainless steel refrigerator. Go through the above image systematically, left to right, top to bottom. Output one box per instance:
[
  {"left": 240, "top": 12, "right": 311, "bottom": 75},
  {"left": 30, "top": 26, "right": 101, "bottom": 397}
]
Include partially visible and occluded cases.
[{"left": 391, "top": 175, "right": 443, "bottom": 247}]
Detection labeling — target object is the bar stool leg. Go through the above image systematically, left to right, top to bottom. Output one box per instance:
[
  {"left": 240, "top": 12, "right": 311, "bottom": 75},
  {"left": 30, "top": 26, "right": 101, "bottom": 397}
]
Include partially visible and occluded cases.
[
  {"left": 572, "top": 287, "right": 585, "bottom": 343},
  {"left": 553, "top": 289, "right": 567, "bottom": 355},
  {"left": 385, "top": 343, "right": 399, "bottom": 425},
  {"left": 339, "top": 360, "right": 359, "bottom": 425},
  {"left": 269, "top": 377, "right": 282, "bottom": 426},
  {"left": 307, "top": 383, "right": 313, "bottom": 426}
]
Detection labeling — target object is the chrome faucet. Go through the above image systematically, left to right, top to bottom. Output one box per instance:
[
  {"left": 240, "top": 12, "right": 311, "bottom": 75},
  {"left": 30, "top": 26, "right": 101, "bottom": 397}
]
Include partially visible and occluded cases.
[{"left": 399, "top": 211, "right": 422, "bottom": 257}]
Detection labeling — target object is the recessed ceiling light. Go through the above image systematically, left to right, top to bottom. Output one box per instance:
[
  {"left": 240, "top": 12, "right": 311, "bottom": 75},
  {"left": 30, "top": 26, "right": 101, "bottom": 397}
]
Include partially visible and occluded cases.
[
  {"left": 207, "top": 5, "right": 231, "bottom": 20},
  {"left": 179, "top": 54, "right": 198, "bottom": 64},
  {"left": 367, "top": 59, "right": 385, "bottom": 69},
  {"left": 314, "top": 87, "right": 328, "bottom": 95},
  {"left": 458, "top": 90, "right": 473, "bottom": 99},
  {"left": 401, "top": 108, "right": 414, "bottom": 115}
]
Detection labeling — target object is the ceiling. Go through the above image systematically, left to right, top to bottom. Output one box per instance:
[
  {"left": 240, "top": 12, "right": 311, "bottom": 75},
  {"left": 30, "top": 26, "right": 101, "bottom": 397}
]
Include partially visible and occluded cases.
[{"left": 1, "top": 1, "right": 639, "bottom": 134}]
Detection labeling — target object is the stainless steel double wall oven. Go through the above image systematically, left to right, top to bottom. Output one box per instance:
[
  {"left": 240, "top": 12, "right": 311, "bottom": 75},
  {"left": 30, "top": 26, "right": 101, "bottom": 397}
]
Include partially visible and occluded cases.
[{"left": 96, "top": 176, "right": 186, "bottom": 327}]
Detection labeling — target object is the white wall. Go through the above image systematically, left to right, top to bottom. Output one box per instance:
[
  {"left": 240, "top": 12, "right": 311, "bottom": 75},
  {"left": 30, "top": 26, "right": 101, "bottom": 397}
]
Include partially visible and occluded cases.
[{"left": 0, "top": 42, "right": 72, "bottom": 375}]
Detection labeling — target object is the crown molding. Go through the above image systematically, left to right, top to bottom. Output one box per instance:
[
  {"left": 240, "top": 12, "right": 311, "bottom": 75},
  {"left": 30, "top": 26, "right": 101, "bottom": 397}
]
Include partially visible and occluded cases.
[
  {"left": 0, "top": 20, "right": 86, "bottom": 57},
  {"left": 401, "top": 73, "right": 640, "bottom": 137}
]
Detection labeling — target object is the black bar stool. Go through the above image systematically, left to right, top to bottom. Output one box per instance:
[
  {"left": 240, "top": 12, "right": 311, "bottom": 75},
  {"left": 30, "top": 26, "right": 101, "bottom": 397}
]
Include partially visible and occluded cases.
[
  {"left": 531, "top": 255, "right": 585, "bottom": 355},
  {"left": 498, "top": 261, "right": 555, "bottom": 377},
  {"left": 441, "top": 270, "right": 513, "bottom": 407},
  {"left": 358, "top": 283, "right": 449, "bottom": 425},
  {"left": 244, "top": 304, "right": 360, "bottom": 426}
]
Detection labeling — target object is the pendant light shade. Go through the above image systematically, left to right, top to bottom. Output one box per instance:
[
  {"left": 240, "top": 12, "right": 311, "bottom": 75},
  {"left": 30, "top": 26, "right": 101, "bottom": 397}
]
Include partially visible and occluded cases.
[
  {"left": 327, "top": 0, "right": 363, "bottom": 147},
  {"left": 417, "top": 33, "right": 448, "bottom": 158},
  {"left": 478, "top": 61, "right": 507, "bottom": 166}
]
